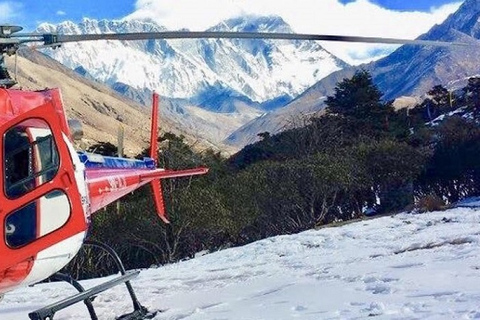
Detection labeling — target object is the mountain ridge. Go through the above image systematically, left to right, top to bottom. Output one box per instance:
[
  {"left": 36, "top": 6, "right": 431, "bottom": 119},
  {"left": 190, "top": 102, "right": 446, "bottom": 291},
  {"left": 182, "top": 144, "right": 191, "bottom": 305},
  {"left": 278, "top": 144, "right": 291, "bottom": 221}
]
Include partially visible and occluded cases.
[
  {"left": 227, "top": 0, "right": 480, "bottom": 147},
  {"left": 37, "top": 16, "right": 349, "bottom": 150},
  {"left": 38, "top": 16, "right": 347, "bottom": 105}
]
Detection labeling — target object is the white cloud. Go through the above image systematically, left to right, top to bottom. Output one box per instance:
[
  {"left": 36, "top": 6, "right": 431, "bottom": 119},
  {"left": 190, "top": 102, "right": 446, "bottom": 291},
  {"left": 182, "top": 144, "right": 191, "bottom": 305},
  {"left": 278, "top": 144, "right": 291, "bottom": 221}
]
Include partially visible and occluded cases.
[
  {"left": 126, "top": 0, "right": 462, "bottom": 65},
  {"left": 56, "top": 10, "right": 66, "bottom": 16}
]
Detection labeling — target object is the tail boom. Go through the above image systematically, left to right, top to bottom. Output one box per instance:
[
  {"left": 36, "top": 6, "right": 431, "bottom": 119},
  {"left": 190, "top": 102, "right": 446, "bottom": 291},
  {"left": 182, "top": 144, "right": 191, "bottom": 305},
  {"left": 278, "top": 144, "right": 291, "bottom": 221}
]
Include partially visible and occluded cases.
[{"left": 84, "top": 164, "right": 208, "bottom": 215}]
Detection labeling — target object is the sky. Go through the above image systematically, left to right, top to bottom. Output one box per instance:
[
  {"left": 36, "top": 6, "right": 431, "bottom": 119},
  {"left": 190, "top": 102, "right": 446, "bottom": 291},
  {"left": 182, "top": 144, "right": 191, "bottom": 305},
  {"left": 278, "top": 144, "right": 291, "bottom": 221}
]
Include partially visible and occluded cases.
[
  {"left": 0, "top": 0, "right": 464, "bottom": 64},
  {"left": 1, "top": 200, "right": 480, "bottom": 319}
]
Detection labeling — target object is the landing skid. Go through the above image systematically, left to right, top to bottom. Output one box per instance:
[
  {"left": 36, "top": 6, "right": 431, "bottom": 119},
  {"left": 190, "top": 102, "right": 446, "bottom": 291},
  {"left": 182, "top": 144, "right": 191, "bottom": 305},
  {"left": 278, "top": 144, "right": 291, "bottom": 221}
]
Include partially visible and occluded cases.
[{"left": 28, "top": 241, "right": 158, "bottom": 320}]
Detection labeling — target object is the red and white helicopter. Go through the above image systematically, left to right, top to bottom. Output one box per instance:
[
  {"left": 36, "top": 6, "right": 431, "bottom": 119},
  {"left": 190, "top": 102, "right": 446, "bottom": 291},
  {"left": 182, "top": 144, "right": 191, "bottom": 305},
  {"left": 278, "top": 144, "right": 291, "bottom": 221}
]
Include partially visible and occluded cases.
[{"left": 0, "top": 24, "right": 465, "bottom": 319}]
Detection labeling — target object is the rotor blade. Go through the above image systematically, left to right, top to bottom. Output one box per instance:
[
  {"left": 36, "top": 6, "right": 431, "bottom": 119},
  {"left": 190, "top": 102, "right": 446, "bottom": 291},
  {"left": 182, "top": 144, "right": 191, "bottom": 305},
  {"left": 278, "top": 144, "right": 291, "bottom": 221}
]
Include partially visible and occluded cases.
[
  {"left": 53, "top": 31, "right": 468, "bottom": 47},
  {"left": 18, "top": 43, "right": 61, "bottom": 51}
]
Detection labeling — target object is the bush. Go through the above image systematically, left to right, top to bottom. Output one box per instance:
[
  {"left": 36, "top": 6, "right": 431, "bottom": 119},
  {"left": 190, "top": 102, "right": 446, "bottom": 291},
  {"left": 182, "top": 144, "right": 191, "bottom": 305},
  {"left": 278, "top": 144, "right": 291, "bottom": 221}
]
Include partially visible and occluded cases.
[{"left": 415, "top": 195, "right": 447, "bottom": 213}]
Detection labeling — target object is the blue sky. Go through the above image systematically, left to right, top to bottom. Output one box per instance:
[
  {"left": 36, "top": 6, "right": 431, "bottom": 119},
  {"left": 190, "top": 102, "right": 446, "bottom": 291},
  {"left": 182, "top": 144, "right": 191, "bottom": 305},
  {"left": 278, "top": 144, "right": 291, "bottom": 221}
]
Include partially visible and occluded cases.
[
  {"left": 340, "top": 0, "right": 461, "bottom": 11},
  {"left": 1, "top": 1, "right": 135, "bottom": 30}
]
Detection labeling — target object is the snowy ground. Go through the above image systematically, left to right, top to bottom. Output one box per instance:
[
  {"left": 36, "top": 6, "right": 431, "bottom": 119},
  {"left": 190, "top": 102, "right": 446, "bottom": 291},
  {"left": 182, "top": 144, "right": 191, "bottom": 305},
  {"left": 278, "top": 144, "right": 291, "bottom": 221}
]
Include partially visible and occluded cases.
[{"left": 2, "top": 206, "right": 480, "bottom": 319}]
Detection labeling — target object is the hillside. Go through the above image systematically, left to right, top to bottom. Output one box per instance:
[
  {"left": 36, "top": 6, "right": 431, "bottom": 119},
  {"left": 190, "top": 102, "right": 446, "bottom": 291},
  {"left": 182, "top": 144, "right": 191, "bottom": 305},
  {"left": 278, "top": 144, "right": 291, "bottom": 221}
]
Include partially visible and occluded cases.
[{"left": 7, "top": 49, "right": 218, "bottom": 156}]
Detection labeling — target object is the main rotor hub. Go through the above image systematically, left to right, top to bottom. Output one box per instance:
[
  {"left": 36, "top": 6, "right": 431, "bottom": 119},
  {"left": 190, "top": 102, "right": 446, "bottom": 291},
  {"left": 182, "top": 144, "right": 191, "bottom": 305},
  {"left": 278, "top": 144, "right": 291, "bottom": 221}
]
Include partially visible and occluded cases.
[
  {"left": 0, "top": 25, "right": 23, "bottom": 38},
  {"left": 0, "top": 25, "right": 23, "bottom": 57},
  {"left": 0, "top": 26, "right": 22, "bottom": 88}
]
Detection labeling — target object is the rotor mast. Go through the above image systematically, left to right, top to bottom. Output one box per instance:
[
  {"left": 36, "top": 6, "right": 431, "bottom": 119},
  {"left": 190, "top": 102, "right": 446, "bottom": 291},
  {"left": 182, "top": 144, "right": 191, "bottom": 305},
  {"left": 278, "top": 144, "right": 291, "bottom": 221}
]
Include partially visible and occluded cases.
[{"left": 0, "top": 25, "right": 23, "bottom": 88}]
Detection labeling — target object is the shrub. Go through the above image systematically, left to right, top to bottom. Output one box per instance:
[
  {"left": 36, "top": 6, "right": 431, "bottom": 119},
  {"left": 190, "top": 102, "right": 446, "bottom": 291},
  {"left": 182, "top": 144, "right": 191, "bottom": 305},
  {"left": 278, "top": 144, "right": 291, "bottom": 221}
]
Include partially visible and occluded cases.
[{"left": 415, "top": 195, "right": 447, "bottom": 213}]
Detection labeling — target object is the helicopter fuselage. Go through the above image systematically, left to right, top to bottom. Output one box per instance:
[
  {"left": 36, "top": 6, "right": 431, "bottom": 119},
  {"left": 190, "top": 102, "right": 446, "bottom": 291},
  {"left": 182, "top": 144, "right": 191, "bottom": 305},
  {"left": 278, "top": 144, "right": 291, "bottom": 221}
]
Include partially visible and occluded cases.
[
  {"left": 0, "top": 88, "right": 207, "bottom": 295},
  {"left": 0, "top": 88, "right": 89, "bottom": 294}
]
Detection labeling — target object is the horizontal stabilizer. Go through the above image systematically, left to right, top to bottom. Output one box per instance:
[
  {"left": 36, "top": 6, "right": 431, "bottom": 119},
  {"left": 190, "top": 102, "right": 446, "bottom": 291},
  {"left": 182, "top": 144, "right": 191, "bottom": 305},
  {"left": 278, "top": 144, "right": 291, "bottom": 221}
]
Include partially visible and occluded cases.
[{"left": 141, "top": 167, "right": 208, "bottom": 181}]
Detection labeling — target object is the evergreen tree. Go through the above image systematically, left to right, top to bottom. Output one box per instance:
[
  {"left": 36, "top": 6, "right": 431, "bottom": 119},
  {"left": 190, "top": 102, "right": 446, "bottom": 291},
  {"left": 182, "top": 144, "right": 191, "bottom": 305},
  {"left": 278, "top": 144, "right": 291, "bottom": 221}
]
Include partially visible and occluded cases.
[
  {"left": 325, "top": 69, "right": 395, "bottom": 138},
  {"left": 463, "top": 77, "right": 480, "bottom": 108},
  {"left": 423, "top": 85, "right": 454, "bottom": 121},
  {"left": 428, "top": 85, "right": 452, "bottom": 108},
  {"left": 416, "top": 117, "right": 480, "bottom": 203},
  {"left": 353, "top": 140, "right": 429, "bottom": 213}
]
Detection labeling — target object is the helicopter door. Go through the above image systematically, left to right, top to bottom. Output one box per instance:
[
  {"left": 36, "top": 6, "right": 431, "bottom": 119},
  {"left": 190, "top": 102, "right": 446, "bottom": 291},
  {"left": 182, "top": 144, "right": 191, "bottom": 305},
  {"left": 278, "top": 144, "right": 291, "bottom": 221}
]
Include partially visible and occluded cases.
[
  {"left": 0, "top": 102, "right": 87, "bottom": 277},
  {"left": 3, "top": 121, "right": 66, "bottom": 247}
]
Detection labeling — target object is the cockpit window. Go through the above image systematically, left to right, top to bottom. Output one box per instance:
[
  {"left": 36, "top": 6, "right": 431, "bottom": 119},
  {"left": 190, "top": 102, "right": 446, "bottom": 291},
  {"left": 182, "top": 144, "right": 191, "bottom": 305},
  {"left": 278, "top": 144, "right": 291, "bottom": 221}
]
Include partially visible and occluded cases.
[{"left": 3, "top": 119, "right": 59, "bottom": 199}]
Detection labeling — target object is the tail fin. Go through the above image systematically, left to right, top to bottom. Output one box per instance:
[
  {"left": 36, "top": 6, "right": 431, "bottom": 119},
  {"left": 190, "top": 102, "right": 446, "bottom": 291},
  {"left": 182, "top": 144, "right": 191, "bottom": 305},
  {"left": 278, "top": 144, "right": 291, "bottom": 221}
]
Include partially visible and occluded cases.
[{"left": 149, "top": 93, "right": 169, "bottom": 223}]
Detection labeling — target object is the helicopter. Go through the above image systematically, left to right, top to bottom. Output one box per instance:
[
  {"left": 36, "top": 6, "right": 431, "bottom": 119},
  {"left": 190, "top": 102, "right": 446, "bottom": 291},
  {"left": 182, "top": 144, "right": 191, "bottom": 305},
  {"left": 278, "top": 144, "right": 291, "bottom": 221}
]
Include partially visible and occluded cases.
[{"left": 0, "top": 24, "right": 468, "bottom": 320}]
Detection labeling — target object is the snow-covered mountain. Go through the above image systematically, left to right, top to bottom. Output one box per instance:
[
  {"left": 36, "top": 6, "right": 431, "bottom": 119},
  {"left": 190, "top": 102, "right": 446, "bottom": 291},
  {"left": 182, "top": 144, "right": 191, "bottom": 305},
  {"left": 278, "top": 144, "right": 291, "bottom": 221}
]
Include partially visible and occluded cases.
[{"left": 38, "top": 17, "right": 348, "bottom": 110}]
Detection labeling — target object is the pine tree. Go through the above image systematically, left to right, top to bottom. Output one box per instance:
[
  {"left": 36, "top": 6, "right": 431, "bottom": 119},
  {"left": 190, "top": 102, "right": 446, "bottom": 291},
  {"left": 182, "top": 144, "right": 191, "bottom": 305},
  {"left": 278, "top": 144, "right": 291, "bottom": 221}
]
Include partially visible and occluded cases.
[
  {"left": 325, "top": 69, "right": 394, "bottom": 138},
  {"left": 326, "top": 70, "right": 383, "bottom": 118},
  {"left": 463, "top": 76, "right": 480, "bottom": 118}
]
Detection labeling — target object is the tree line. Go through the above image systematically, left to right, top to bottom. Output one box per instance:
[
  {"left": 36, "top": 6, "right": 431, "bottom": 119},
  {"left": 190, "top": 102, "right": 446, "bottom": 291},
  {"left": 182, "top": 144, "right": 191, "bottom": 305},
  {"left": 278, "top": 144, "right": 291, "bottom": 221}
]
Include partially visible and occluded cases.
[{"left": 65, "top": 70, "right": 480, "bottom": 279}]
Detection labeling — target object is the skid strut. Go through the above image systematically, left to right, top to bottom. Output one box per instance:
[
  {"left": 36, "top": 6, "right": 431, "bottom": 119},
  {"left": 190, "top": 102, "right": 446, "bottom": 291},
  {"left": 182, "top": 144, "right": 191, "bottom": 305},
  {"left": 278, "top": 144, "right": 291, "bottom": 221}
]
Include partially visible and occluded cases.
[{"left": 28, "top": 241, "right": 157, "bottom": 320}]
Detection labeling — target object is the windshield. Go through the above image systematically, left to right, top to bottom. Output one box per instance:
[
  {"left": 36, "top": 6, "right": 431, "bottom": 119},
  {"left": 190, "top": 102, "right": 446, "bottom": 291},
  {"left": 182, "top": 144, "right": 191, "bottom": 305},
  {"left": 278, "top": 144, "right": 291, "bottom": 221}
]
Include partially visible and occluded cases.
[{"left": 3, "top": 119, "right": 59, "bottom": 199}]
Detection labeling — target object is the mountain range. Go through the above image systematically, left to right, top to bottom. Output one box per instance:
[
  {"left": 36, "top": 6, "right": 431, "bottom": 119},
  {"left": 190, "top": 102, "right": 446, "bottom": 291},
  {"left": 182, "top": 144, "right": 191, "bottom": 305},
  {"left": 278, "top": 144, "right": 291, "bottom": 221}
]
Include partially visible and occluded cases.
[
  {"left": 33, "top": 0, "right": 480, "bottom": 151},
  {"left": 36, "top": 16, "right": 348, "bottom": 149},
  {"left": 38, "top": 17, "right": 347, "bottom": 105}
]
